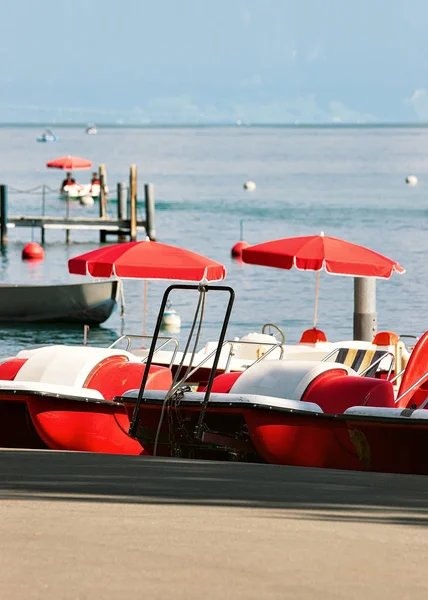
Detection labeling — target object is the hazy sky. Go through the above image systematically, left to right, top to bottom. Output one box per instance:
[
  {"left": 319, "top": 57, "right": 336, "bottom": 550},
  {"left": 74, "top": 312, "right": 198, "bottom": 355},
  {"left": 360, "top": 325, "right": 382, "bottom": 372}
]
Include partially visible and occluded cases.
[{"left": 1, "top": 0, "right": 427, "bottom": 123}]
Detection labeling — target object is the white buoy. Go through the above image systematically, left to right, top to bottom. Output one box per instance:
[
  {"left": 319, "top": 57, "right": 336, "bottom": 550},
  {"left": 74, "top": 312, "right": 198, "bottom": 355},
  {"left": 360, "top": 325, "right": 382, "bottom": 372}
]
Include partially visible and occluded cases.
[
  {"left": 405, "top": 175, "right": 418, "bottom": 186},
  {"left": 243, "top": 180, "right": 256, "bottom": 191},
  {"left": 80, "top": 195, "right": 95, "bottom": 206},
  {"left": 161, "top": 306, "right": 181, "bottom": 331}
]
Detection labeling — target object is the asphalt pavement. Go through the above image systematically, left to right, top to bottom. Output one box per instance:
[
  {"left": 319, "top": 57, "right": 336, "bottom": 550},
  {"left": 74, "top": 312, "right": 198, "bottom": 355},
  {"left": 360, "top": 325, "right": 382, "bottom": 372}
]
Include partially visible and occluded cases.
[{"left": 1, "top": 449, "right": 427, "bottom": 599}]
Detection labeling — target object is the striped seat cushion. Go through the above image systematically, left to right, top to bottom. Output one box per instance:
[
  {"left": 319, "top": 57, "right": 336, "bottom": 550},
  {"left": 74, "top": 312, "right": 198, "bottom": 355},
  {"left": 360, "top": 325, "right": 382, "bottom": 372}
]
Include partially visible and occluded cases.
[{"left": 335, "top": 348, "right": 388, "bottom": 377}]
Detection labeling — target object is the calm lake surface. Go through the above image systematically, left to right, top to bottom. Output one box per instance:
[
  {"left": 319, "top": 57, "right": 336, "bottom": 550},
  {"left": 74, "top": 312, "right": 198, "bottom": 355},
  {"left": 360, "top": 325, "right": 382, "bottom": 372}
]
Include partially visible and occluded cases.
[{"left": 0, "top": 125, "right": 427, "bottom": 355}]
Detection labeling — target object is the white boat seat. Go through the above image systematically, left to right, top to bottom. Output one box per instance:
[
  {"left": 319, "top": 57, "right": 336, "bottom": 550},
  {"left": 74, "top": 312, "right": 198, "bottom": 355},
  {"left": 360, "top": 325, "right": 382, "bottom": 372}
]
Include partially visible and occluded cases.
[
  {"left": 15, "top": 345, "right": 139, "bottom": 388},
  {"left": 230, "top": 360, "right": 357, "bottom": 401}
]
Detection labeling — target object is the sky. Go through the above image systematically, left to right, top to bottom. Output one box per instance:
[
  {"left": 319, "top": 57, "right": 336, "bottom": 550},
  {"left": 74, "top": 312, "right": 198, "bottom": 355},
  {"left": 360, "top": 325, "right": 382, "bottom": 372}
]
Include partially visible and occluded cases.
[{"left": 1, "top": 0, "right": 428, "bottom": 124}]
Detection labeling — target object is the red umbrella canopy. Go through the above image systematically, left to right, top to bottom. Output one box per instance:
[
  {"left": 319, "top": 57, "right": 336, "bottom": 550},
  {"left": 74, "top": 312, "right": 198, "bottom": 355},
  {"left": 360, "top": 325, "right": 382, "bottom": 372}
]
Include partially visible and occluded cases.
[
  {"left": 46, "top": 156, "right": 92, "bottom": 170},
  {"left": 242, "top": 233, "right": 405, "bottom": 279},
  {"left": 68, "top": 240, "right": 226, "bottom": 282}
]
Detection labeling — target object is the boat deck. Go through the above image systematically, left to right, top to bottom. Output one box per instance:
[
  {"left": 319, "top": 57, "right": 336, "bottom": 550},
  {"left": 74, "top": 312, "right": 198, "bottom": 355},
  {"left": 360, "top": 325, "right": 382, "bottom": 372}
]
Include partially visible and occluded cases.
[{"left": 1, "top": 449, "right": 427, "bottom": 599}]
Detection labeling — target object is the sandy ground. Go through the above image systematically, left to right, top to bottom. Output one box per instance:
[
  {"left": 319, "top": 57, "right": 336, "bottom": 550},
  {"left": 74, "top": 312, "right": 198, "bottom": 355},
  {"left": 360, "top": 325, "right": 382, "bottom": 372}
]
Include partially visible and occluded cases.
[{"left": 1, "top": 449, "right": 427, "bottom": 599}]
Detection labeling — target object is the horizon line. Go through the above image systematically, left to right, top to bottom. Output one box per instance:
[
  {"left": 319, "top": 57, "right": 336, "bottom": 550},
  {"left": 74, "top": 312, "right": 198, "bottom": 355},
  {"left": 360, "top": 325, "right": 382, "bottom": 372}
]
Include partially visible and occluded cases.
[{"left": 1, "top": 121, "right": 428, "bottom": 129}]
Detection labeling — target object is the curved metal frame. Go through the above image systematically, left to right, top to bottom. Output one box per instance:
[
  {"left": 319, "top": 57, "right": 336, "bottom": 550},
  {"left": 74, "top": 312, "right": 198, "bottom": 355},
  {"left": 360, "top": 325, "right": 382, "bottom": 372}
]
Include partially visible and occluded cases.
[
  {"left": 109, "top": 334, "right": 179, "bottom": 368},
  {"left": 170, "top": 339, "right": 284, "bottom": 384},
  {"left": 322, "top": 347, "right": 395, "bottom": 378},
  {"left": 358, "top": 351, "right": 395, "bottom": 378},
  {"left": 395, "top": 370, "right": 428, "bottom": 407}
]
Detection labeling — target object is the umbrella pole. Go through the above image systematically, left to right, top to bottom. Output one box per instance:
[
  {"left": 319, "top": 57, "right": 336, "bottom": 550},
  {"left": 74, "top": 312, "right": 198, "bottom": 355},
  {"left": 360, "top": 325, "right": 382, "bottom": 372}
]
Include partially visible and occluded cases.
[
  {"left": 313, "top": 271, "right": 320, "bottom": 328},
  {"left": 143, "top": 280, "right": 147, "bottom": 336}
]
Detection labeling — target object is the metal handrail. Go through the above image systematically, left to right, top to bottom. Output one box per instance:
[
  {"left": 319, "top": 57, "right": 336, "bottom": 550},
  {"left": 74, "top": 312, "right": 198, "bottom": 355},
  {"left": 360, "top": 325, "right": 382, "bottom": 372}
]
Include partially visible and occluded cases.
[
  {"left": 109, "top": 333, "right": 151, "bottom": 350},
  {"left": 109, "top": 333, "right": 178, "bottom": 352},
  {"left": 108, "top": 334, "right": 179, "bottom": 369},
  {"left": 111, "top": 334, "right": 283, "bottom": 373},
  {"left": 398, "top": 334, "right": 419, "bottom": 350},
  {"left": 399, "top": 334, "right": 419, "bottom": 342},
  {"left": 140, "top": 338, "right": 179, "bottom": 368},
  {"left": 166, "top": 339, "right": 284, "bottom": 388},
  {"left": 223, "top": 339, "right": 284, "bottom": 373},
  {"left": 164, "top": 341, "right": 231, "bottom": 391},
  {"left": 243, "top": 341, "right": 284, "bottom": 369},
  {"left": 322, "top": 347, "right": 394, "bottom": 378},
  {"left": 321, "top": 348, "right": 340, "bottom": 362},
  {"left": 358, "top": 351, "right": 395, "bottom": 378},
  {"left": 389, "top": 367, "right": 406, "bottom": 384},
  {"left": 395, "top": 370, "right": 428, "bottom": 406}
]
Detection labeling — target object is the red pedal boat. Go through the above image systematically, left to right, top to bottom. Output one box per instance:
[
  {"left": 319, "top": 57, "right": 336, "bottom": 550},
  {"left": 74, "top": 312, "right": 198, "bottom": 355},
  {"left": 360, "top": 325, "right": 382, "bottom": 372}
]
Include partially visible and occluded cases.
[{"left": 0, "top": 283, "right": 428, "bottom": 475}]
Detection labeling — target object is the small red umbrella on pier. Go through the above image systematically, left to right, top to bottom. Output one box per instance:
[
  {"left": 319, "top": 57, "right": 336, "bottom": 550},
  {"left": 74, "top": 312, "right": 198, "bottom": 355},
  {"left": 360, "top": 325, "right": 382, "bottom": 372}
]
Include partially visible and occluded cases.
[
  {"left": 46, "top": 156, "right": 92, "bottom": 170},
  {"left": 242, "top": 232, "right": 405, "bottom": 330}
]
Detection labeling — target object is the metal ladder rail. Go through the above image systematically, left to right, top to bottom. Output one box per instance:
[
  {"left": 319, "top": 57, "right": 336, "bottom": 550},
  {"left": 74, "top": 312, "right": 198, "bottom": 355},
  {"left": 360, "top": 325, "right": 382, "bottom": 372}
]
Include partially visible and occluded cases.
[
  {"left": 129, "top": 284, "right": 235, "bottom": 439},
  {"left": 109, "top": 334, "right": 179, "bottom": 369}
]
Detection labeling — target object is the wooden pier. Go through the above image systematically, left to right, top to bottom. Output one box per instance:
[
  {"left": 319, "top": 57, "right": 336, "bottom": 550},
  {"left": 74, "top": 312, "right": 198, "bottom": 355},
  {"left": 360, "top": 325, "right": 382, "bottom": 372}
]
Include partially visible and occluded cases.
[{"left": 0, "top": 165, "right": 156, "bottom": 245}]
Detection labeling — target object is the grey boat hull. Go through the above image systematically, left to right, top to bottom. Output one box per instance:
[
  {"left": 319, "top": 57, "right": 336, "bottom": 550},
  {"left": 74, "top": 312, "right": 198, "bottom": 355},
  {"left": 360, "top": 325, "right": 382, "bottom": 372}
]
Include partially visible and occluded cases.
[{"left": 0, "top": 281, "right": 118, "bottom": 325}]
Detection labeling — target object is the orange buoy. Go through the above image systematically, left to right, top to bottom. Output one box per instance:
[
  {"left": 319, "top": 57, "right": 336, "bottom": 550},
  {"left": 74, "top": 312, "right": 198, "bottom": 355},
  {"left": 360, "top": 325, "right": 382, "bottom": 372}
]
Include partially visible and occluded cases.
[
  {"left": 231, "top": 240, "right": 249, "bottom": 259},
  {"left": 22, "top": 242, "right": 44, "bottom": 261}
]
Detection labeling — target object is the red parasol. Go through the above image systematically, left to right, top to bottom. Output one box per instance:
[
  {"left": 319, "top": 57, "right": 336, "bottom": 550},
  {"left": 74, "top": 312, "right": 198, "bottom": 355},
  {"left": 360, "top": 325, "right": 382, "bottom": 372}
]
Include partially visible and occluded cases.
[
  {"left": 46, "top": 156, "right": 92, "bottom": 170},
  {"left": 242, "top": 232, "right": 405, "bottom": 327},
  {"left": 242, "top": 233, "right": 405, "bottom": 278},
  {"left": 68, "top": 240, "right": 226, "bottom": 282},
  {"left": 69, "top": 240, "right": 226, "bottom": 333}
]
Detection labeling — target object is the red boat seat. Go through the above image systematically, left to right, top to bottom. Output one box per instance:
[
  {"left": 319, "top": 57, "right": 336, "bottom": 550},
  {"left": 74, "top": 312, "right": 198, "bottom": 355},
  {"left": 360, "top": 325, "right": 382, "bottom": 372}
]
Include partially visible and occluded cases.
[
  {"left": 299, "top": 328, "right": 328, "bottom": 343},
  {"left": 372, "top": 331, "right": 400, "bottom": 345},
  {"left": 0, "top": 358, "right": 28, "bottom": 381},
  {"left": 84, "top": 358, "right": 173, "bottom": 400},
  {"left": 198, "top": 371, "right": 242, "bottom": 394},
  {"left": 303, "top": 374, "right": 395, "bottom": 414}
]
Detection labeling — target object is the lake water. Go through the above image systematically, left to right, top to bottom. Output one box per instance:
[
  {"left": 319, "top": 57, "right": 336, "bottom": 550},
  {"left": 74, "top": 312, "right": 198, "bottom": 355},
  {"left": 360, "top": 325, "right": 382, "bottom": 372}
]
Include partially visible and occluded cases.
[{"left": 1, "top": 125, "right": 427, "bottom": 356}]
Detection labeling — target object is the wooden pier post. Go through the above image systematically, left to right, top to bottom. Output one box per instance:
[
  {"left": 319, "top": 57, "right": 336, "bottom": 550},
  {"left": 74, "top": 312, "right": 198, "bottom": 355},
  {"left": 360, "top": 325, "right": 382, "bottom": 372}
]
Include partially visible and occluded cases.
[
  {"left": 99, "top": 164, "right": 107, "bottom": 243},
  {"left": 129, "top": 165, "right": 137, "bottom": 242},
  {"left": 117, "top": 182, "right": 128, "bottom": 243},
  {"left": 144, "top": 183, "right": 156, "bottom": 241},
  {"left": 0, "top": 185, "right": 8, "bottom": 246},
  {"left": 41, "top": 185, "right": 46, "bottom": 244}
]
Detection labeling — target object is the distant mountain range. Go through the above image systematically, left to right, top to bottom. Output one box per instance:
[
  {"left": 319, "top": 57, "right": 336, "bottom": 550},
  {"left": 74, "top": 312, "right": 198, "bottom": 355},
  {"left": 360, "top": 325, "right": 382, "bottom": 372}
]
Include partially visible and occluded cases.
[{"left": 0, "top": 93, "right": 425, "bottom": 126}]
